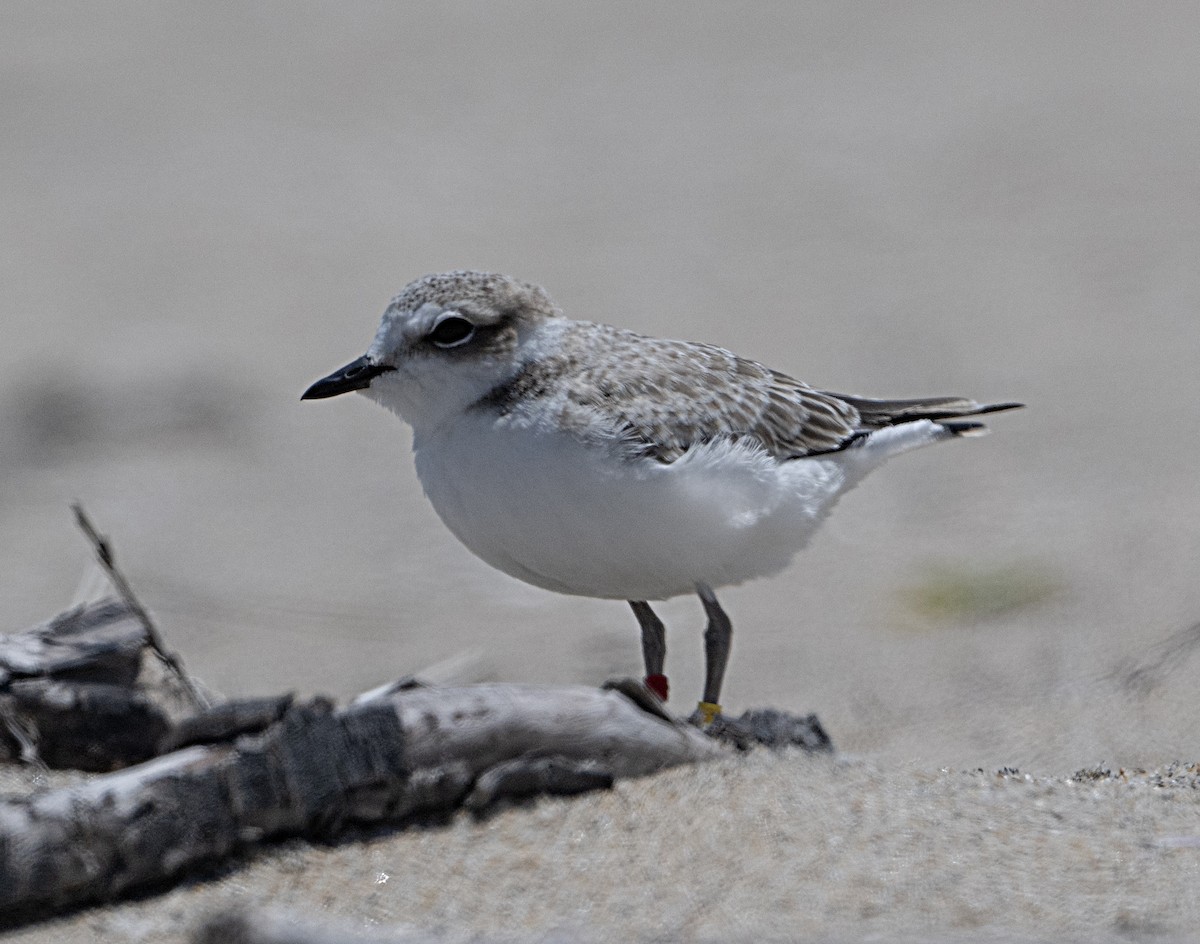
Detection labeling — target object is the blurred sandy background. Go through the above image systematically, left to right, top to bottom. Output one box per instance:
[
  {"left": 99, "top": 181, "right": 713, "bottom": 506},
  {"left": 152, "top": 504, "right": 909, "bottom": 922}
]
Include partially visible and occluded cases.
[{"left": 3, "top": 1, "right": 1199, "bottom": 778}]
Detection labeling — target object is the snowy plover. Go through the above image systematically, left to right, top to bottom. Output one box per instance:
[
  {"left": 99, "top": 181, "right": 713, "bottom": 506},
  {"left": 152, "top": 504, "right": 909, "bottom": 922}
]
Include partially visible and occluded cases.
[{"left": 304, "top": 271, "right": 1019, "bottom": 721}]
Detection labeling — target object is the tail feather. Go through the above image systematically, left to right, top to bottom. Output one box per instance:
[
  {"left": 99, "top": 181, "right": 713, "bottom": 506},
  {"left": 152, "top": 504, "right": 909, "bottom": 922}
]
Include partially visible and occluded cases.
[
  {"left": 823, "top": 393, "right": 1024, "bottom": 431},
  {"left": 938, "top": 420, "right": 990, "bottom": 438}
]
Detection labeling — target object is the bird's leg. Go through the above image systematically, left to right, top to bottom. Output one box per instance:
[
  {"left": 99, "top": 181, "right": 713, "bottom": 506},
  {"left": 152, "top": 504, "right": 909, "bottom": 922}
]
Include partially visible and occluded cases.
[
  {"left": 696, "top": 583, "right": 732, "bottom": 723},
  {"left": 628, "top": 600, "right": 668, "bottom": 701}
]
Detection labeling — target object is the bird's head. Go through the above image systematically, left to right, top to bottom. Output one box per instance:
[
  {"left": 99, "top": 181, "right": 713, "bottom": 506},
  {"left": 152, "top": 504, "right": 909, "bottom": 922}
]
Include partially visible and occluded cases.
[{"left": 302, "top": 271, "right": 561, "bottom": 430}]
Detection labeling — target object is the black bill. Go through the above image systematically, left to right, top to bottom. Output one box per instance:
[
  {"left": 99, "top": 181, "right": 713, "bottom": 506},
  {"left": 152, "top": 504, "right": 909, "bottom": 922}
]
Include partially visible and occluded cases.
[{"left": 301, "top": 355, "right": 395, "bottom": 400}]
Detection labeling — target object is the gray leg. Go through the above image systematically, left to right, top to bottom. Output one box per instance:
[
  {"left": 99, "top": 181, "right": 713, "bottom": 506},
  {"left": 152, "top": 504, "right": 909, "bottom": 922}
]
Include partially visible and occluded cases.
[
  {"left": 696, "top": 583, "right": 732, "bottom": 707},
  {"left": 628, "top": 600, "right": 666, "bottom": 677}
]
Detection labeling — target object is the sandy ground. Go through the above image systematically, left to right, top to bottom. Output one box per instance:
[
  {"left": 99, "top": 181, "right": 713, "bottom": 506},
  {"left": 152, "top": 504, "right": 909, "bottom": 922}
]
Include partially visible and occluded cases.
[{"left": 3, "top": 2, "right": 1200, "bottom": 940}]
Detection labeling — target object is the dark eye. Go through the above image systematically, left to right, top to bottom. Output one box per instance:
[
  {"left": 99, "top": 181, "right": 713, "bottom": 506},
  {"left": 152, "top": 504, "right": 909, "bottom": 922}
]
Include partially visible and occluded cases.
[{"left": 428, "top": 315, "right": 475, "bottom": 348}]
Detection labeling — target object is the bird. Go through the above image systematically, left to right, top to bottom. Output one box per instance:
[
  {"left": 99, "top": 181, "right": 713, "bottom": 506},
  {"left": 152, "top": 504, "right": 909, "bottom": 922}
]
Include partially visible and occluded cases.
[{"left": 303, "top": 271, "right": 1020, "bottom": 723}]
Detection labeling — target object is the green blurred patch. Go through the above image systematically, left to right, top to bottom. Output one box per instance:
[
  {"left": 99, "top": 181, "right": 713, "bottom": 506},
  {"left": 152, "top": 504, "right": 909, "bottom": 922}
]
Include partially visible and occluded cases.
[{"left": 898, "top": 561, "right": 1062, "bottom": 626}]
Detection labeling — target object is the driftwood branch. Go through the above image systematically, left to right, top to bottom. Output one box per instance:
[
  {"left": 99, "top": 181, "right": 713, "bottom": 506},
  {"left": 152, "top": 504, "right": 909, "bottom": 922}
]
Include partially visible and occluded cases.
[
  {"left": 70, "top": 503, "right": 210, "bottom": 711},
  {"left": 0, "top": 596, "right": 829, "bottom": 927},
  {"left": 0, "top": 599, "right": 171, "bottom": 770},
  {"left": 0, "top": 680, "right": 722, "bottom": 924}
]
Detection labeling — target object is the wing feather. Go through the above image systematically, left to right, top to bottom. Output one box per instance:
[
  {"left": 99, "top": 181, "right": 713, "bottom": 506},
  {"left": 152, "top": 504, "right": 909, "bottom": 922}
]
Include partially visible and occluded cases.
[
  {"left": 480, "top": 322, "right": 1020, "bottom": 464},
  {"left": 530, "top": 324, "right": 860, "bottom": 462}
]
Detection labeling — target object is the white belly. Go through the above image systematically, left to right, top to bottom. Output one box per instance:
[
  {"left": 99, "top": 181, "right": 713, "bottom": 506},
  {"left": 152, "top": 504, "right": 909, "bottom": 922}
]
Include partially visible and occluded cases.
[{"left": 411, "top": 411, "right": 855, "bottom": 601}]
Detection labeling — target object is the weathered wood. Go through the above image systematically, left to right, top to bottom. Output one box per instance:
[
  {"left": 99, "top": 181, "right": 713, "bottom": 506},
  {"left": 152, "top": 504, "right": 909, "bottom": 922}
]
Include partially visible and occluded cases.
[
  {"left": 0, "top": 598, "right": 145, "bottom": 686},
  {"left": 0, "top": 599, "right": 172, "bottom": 769},
  {"left": 4, "top": 678, "right": 170, "bottom": 771},
  {"left": 0, "top": 682, "right": 722, "bottom": 924},
  {"left": 159, "top": 694, "right": 295, "bottom": 752},
  {"left": 706, "top": 707, "right": 832, "bottom": 753}
]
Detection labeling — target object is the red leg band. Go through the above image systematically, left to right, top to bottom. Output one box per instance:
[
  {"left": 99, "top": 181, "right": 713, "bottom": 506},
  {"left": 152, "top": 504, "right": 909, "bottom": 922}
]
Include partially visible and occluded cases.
[{"left": 644, "top": 674, "right": 669, "bottom": 701}]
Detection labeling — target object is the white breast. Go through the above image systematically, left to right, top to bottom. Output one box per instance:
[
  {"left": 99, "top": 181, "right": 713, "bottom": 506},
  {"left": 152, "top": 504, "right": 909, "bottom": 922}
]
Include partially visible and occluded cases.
[{"left": 411, "top": 409, "right": 857, "bottom": 601}]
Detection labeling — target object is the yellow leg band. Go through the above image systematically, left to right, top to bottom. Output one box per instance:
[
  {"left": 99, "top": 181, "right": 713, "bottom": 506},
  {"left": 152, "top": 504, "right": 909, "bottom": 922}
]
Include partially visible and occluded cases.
[{"left": 697, "top": 701, "right": 722, "bottom": 725}]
